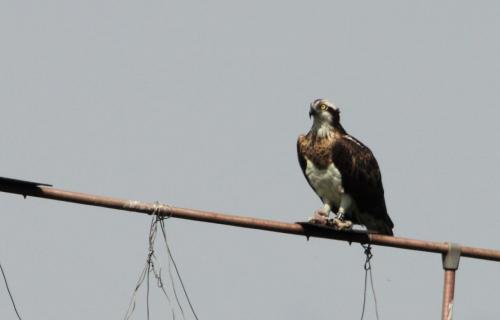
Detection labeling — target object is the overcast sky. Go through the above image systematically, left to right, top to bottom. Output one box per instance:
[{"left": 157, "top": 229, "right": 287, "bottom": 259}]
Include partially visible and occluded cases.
[{"left": 1, "top": 1, "right": 500, "bottom": 319}]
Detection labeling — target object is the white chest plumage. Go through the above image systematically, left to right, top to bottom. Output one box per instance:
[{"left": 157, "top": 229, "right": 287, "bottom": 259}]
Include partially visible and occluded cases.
[{"left": 304, "top": 158, "right": 344, "bottom": 207}]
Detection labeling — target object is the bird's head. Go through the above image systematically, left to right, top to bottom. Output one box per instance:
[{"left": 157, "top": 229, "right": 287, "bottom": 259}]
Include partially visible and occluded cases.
[{"left": 309, "top": 99, "right": 341, "bottom": 134}]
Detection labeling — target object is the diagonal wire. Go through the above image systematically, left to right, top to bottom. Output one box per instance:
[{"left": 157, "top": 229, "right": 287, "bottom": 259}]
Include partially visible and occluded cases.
[
  {"left": 159, "top": 215, "right": 199, "bottom": 320},
  {"left": 123, "top": 239, "right": 153, "bottom": 319},
  {"left": 360, "top": 244, "right": 380, "bottom": 320},
  {"left": 165, "top": 253, "right": 186, "bottom": 319},
  {"left": 149, "top": 255, "right": 176, "bottom": 319},
  {"left": 0, "top": 259, "right": 23, "bottom": 320}
]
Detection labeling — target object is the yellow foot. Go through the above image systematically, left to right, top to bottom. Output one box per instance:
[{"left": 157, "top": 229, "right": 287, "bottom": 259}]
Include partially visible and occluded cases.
[{"left": 332, "top": 218, "right": 353, "bottom": 231}]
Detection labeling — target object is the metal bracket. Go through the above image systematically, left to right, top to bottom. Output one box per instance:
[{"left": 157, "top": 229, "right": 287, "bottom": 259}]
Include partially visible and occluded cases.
[{"left": 442, "top": 242, "right": 461, "bottom": 270}]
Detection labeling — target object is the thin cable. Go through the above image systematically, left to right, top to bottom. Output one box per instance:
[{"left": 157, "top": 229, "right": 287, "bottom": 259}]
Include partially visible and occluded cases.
[
  {"left": 123, "top": 204, "right": 198, "bottom": 320},
  {"left": 152, "top": 204, "right": 183, "bottom": 319},
  {"left": 124, "top": 213, "right": 176, "bottom": 320},
  {"left": 159, "top": 217, "right": 200, "bottom": 320},
  {"left": 159, "top": 218, "right": 186, "bottom": 319},
  {"left": 123, "top": 240, "right": 152, "bottom": 319},
  {"left": 360, "top": 244, "right": 379, "bottom": 320},
  {"left": 165, "top": 253, "right": 186, "bottom": 319},
  {"left": 0, "top": 260, "right": 23, "bottom": 320},
  {"left": 146, "top": 263, "right": 151, "bottom": 320},
  {"left": 360, "top": 263, "right": 369, "bottom": 320},
  {"left": 369, "top": 265, "right": 379, "bottom": 319}
]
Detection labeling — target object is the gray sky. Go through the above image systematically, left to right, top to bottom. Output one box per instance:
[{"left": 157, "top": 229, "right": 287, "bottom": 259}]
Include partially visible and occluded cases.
[{"left": 1, "top": 1, "right": 500, "bottom": 319}]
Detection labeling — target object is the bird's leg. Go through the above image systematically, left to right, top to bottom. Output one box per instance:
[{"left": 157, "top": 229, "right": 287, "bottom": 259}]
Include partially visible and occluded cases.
[
  {"left": 333, "top": 194, "right": 353, "bottom": 231},
  {"left": 309, "top": 203, "right": 331, "bottom": 224}
]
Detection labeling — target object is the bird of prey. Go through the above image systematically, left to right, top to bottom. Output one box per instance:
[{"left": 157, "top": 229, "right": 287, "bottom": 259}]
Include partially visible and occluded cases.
[{"left": 297, "top": 99, "right": 394, "bottom": 235}]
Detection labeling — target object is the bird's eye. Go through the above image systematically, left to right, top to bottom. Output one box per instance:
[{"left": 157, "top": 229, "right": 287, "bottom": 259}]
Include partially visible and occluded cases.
[{"left": 320, "top": 104, "right": 328, "bottom": 111}]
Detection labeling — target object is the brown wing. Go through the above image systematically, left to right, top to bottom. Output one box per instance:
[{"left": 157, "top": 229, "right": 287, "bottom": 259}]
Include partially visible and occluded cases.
[
  {"left": 297, "top": 135, "right": 318, "bottom": 197},
  {"left": 331, "top": 136, "right": 394, "bottom": 235}
]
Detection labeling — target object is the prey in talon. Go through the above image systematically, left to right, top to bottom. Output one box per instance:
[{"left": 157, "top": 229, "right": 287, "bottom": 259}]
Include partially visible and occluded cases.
[
  {"left": 297, "top": 99, "right": 394, "bottom": 235},
  {"left": 308, "top": 204, "right": 331, "bottom": 225}
]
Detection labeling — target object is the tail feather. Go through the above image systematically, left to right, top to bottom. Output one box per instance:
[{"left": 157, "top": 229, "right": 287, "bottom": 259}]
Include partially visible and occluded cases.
[
  {"left": 357, "top": 207, "right": 394, "bottom": 236},
  {"left": 374, "top": 216, "right": 394, "bottom": 235}
]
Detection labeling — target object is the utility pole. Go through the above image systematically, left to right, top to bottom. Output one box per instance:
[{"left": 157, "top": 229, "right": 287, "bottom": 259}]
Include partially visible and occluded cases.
[{"left": 1, "top": 176, "right": 499, "bottom": 320}]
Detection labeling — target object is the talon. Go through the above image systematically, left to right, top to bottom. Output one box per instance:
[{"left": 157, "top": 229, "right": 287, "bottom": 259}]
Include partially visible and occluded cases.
[
  {"left": 308, "top": 217, "right": 327, "bottom": 225},
  {"left": 332, "top": 217, "right": 353, "bottom": 231}
]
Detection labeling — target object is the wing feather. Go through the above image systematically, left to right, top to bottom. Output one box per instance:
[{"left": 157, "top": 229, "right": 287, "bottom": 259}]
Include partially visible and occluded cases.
[
  {"left": 297, "top": 135, "right": 316, "bottom": 193},
  {"left": 331, "top": 136, "right": 394, "bottom": 234}
]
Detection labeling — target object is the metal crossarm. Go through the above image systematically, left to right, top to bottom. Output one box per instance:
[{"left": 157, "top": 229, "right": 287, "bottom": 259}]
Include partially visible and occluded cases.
[{"left": 1, "top": 177, "right": 499, "bottom": 320}]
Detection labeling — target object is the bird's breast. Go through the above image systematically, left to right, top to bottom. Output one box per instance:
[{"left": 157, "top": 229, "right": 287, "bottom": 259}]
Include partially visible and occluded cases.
[
  {"left": 298, "top": 134, "right": 336, "bottom": 169},
  {"left": 305, "top": 158, "right": 344, "bottom": 206}
]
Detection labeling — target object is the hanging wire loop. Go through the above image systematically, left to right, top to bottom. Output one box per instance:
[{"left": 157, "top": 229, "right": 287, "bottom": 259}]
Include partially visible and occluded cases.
[
  {"left": 123, "top": 202, "right": 198, "bottom": 320},
  {"left": 360, "top": 243, "right": 380, "bottom": 320}
]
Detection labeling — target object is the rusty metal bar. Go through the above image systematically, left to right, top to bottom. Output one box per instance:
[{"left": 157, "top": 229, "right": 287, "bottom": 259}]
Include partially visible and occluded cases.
[
  {"left": 1, "top": 180, "right": 500, "bottom": 262},
  {"left": 441, "top": 243, "right": 461, "bottom": 320},
  {"left": 442, "top": 270, "right": 456, "bottom": 320}
]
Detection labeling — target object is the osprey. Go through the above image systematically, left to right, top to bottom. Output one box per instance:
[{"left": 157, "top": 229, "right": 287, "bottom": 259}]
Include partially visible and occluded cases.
[{"left": 297, "top": 99, "right": 394, "bottom": 235}]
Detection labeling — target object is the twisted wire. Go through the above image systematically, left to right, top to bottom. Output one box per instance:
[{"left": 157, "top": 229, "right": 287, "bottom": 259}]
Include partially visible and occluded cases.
[
  {"left": 123, "top": 204, "right": 176, "bottom": 320},
  {"left": 360, "top": 244, "right": 380, "bottom": 320}
]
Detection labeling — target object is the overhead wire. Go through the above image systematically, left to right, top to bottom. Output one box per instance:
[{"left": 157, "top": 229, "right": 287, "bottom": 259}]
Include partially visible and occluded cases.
[{"left": 0, "top": 259, "right": 23, "bottom": 320}]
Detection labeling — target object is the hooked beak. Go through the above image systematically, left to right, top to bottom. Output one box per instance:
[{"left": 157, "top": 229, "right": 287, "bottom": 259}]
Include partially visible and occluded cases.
[{"left": 309, "top": 107, "right": 315, "bottom": 119}]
